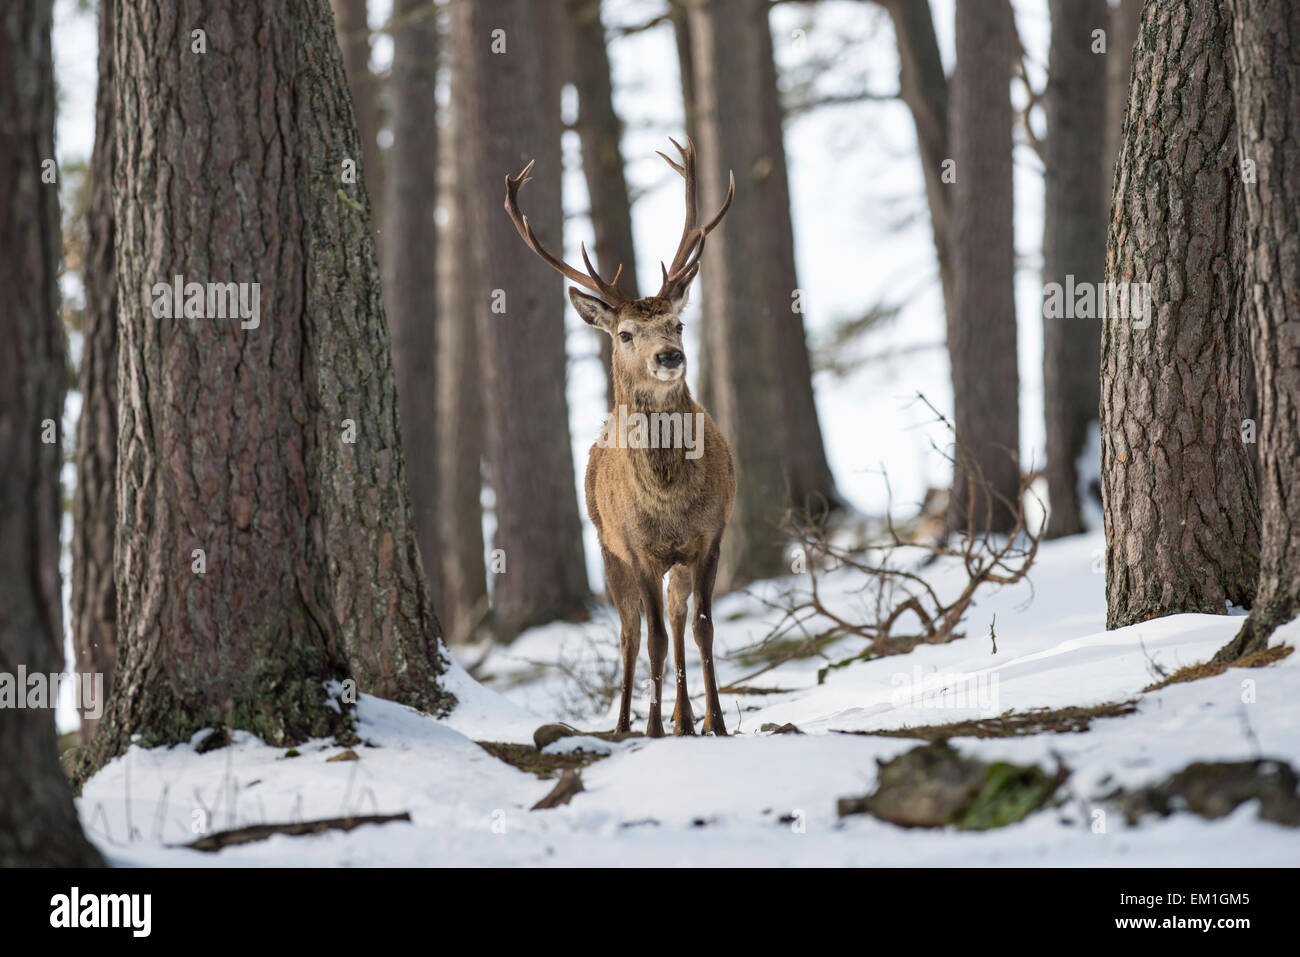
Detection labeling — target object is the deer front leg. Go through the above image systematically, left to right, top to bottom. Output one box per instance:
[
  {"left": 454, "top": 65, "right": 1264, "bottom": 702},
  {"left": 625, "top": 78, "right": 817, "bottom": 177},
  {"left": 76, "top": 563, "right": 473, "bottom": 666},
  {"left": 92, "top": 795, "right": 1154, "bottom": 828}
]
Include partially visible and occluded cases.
[
  {"left": 693, "top": 539, "right": 727, "bottom": 735},
  {"left": 604, "top": 549, "right": 642, "bottom": 735},
  {"left": 634, "top": 564, "right": 670, "bottom": 738},
  {"left": 667, "top": 565, "right": 695, "bottom": 735}
]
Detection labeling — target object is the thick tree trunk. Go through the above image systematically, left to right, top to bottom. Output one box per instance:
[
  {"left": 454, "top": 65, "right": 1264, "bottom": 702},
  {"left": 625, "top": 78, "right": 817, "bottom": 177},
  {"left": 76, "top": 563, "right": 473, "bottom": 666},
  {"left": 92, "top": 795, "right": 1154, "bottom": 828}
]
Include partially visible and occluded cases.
[
  {"left": 0, "top": 0, "right": 104, "bottom": 866},
  {"left": 71, "top": 0, "right": 118, "bottom": 744},
  {"left": 91, "top": 0, "right": 453, "bottom": 768},
  {"left": 330, "top": 0, "right": 384, "bottom": 238},
  {"left": 384, "top": 0, "right": 440, "bottom": 605},
  {"left": 454, "top": 0, "right": 590, "bottom": 640},
  {"left": 567, "top": 0, "right": 639, "bottom": 411},
  {"left": 671, "top": 0, "right": 713, "bottom": 416},
  {"left": 689, "top": 0, "right": 790, "bottom": 589},
  {"left": 879, "top": 0, "right": 951, "bottom": 322},
  {"left": 947, "top": 0, "right": 1021, "bottom": 534},
  {"left": 1041, "top": 0, "right": 1107, "bottom": 538},
  {"left": 1101, "top": 0, "right": 1259, "bottom": 630},
  {"left": 1103, "top": 0, "right": 1143, "bottom": 210},
  {"left": 1215, "top": 0, "right": 1300, "bottom": 660},
  {"left": 752, "top": 8, "right": 840, "bottom": 518},
  {"left": 437, "top": 34, "right": 488, "bottom": 645}
]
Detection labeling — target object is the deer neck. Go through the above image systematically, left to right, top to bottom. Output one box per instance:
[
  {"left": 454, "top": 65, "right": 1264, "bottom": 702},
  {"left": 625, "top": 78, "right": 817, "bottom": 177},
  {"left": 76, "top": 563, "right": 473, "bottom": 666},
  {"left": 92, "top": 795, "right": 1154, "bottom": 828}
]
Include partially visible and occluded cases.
[{"left": 607, "top": 379, "right": 700, "bottom": 493}]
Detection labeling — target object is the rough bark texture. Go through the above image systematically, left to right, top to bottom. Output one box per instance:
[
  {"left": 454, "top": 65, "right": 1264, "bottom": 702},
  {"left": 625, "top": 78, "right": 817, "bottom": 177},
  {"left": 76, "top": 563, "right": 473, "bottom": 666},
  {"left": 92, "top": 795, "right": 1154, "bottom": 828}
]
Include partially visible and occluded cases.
[
  {"left": 0, "top": 0, "right": 105, "bottom": 866},
  {"left": 71, "top": 0, "right": 118, "bottom": 744},
  {"left": 93, "top": 0, "right": 453, "bottom": 768},
  {"left": 330, "top": 0, "right": 384, "bottom": 239},
  {"left": 384, "top": 0, "right": 440, "bottom": 605},
  {"left": 454, "top": 0, "right": 591, "bottom": 640},
  {"left": 567, "top": 0, "right": 639, "bottom": 410},
  {"left": 689, "top": 0, "right": 790, "bottom": 589},
  {"left": 879, "top": 0, "right": 951, "bottom": 321},
  {"left": 948, "top": 0, "right": 1021, "bottom": 534},
  {"left": 1041, "top": 0, "right": 1107, "bottom": 538},
  {"left": 1101, "top": 0, "right": 1260, "bottom": 630},
  {"left": 1103, "top": 0, "right": 1144, "bottom": 209},
  {"left": 1215, "top": 0, "right": 1300, "bottom": 660},
  {"left": 437, "top": 28, "right": 488, "bottom": 644}
]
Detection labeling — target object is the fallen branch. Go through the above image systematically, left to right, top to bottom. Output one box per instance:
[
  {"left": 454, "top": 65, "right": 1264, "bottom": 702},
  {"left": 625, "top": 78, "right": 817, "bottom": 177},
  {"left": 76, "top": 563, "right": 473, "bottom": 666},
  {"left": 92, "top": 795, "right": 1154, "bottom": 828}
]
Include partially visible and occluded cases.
[{"left": 180, "top": 812, "right": 411, "bottom": 852}]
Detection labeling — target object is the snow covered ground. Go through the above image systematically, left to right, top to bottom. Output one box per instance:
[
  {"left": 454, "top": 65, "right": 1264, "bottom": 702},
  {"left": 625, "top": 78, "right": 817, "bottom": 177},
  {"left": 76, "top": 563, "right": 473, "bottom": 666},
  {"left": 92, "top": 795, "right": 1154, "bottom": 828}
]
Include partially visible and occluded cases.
[{"left": 78, "top": 530, "right": 1300, "bottom": 867}]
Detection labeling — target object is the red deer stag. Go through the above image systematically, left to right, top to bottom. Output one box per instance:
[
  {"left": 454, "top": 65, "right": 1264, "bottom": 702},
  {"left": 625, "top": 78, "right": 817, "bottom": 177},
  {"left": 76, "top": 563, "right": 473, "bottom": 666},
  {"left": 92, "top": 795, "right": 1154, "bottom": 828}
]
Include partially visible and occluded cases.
[{"left": 505, "top": 138, "right": 736, "bottom": 736}]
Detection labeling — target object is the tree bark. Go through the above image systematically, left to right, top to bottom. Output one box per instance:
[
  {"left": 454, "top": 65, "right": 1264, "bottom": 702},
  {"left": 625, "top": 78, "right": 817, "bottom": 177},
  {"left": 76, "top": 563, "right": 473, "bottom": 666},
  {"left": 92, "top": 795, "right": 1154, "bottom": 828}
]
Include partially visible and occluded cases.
[
  {"left": 0, "top": 0, "right": 104, "bottom": 866},
  {"left": 71, "top": 0, "right": 118, "bottom": 744},
  {"left": 92, "top": 0, "right": 453, "bottom": 768},
  {"left": 329, "top": 0, "right": 384, "bottom": 239},
  {"left": 384, "top": 0, "right": 440, "bottom": 605},
  {"left": 453, "top": 0, "right": 591, "bottom": 639},
  {"left": 567, "top": 0, "right": 639, "bottom": 411},
  {"left": 689, "top": 0, "right": 790, "bottom": 589},
  {"left": 878, "top": 0, "right": 952, "bottom": 323},
  {"left": 948, "top": 0, "right": 1021, "bottom": 534},
  {"left": 1041, "top": 0, "right": 1107, "bottom": 538},
  {"left": 1101, "top": 0, "right": 1259, "bottom": 630},
  {"left": 1103, "top": 0, "right": 1143, "bottom": 210},
  {"left": 1214, "top": 0, "right": 1300, "bottom": 660},
  {"left": 752, "top": 6, "right": 840, "bottom": 518},
  {"left": 437, "top": 24, "right": 488, "bottom": 644}
]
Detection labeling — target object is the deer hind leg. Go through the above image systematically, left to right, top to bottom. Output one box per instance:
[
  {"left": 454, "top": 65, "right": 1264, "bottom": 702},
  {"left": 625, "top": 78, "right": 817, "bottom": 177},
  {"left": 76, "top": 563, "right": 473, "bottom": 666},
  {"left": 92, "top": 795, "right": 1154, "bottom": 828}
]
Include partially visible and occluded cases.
[
  {"left": 693, "top": 538, "right": 727, "bottom": 735},
  {"left": 603, "top": 548, "right": 642, "bottom": 735},
  {"left": 632, "top": 561, "right": 670, "bottom": 738},
  {"left": 667, "top": 564, "right": 695, "bottom": 735}
]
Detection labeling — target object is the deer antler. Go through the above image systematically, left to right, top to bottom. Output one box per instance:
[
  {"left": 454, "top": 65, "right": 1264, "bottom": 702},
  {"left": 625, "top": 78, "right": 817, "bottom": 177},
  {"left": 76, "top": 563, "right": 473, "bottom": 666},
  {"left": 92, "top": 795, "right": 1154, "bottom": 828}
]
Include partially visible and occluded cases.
[
  {"left": 655, "top": 137, "right": 734, "bottom": 299},
  {"left": 504, "top": 160, "right": 628, "bottom": 306}
]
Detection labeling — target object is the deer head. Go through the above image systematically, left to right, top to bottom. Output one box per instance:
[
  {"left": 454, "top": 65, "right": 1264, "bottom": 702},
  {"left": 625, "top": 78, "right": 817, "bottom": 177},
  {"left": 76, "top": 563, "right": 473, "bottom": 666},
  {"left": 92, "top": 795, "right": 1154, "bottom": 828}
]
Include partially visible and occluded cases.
[{"left": 505, "top": 137, "right": 733, "bottom": 401}]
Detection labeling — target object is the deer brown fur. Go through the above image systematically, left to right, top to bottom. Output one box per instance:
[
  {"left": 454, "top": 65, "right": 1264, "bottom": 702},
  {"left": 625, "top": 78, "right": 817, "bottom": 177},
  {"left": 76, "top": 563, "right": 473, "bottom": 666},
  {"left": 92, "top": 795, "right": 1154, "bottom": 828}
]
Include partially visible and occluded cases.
[{"left": 505, "top": 138, "right": 736, "bottom": 735}]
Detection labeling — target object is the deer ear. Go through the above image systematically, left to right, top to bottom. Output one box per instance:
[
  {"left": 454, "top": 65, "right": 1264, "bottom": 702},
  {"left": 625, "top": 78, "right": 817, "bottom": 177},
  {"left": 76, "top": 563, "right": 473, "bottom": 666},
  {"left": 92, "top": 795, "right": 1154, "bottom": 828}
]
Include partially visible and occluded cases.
[
  {"left": 663, "top": 263, "right": 700, "bottom": 314},
  {"left": 569, "top": 287, "right": 617, "bottom": 330}
]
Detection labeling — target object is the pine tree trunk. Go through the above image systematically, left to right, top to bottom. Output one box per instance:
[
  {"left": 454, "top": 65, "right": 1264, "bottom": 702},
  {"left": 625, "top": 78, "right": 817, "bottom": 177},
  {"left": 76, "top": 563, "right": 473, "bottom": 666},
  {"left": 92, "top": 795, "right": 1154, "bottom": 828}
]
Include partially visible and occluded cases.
[
  {"left": 0, "top": 0, "right": 104, "bottom": 866},
  {"left": 71, "top": 0, "right": 118, "bottom": 745},
  {"left": 92, "top": 0, "right": 453, "bottom": 768},
  {"left": 330, "top": 0, "right": 384, "bottom": 238},
  {"left": 384, "top": 0, "right": 440, "bottom": 605},
  {"left": 453, "top": 0, "right": 590, "bottom": 639},
  {"left": 567, "top": 0, "right": 639, "bottom": 411},
  {"left": 671, "top": 0, "right": 713, "bottom": 415},
  {"left": 689, "top": 0, "right": 791, "bottom": 589},
  {"left": 879, "top": 0, "right": 952, "bottom": 323},
  {"left": 948, "top": 0, "right": 1021, "bottom": 534},
  {"left": 1041, "top": 0, "right": 1107, "bottom": 538},
  {"left": 1101, "top": 0, "right": 1259, "bottom": 630},
  {"left": 1103, "top": 0, "right": 1143, "bottom": 209},
  {"left": 1215, "top": 0, "right": 1300, "bottom": 660},
  {"left": 752, "top": 8, "right": 840, "bottom": 517},
  {"left": 437, "top": 36, "right": 488, "bottom": 645}
]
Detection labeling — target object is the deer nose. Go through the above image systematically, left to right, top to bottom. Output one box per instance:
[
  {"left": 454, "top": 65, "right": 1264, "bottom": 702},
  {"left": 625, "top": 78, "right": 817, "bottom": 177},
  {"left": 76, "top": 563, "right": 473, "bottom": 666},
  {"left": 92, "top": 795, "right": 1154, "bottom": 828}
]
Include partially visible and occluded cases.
[{"left": 656, "top": 349, "right": 684, "bottom": 369}]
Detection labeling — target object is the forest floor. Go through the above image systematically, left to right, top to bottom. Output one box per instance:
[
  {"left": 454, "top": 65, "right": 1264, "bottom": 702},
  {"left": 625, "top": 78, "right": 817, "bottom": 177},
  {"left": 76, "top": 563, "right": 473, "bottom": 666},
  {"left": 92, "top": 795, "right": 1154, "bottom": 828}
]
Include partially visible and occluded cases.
[{"left": 78, "top": 530, "right": 1300, "bottom": 866}]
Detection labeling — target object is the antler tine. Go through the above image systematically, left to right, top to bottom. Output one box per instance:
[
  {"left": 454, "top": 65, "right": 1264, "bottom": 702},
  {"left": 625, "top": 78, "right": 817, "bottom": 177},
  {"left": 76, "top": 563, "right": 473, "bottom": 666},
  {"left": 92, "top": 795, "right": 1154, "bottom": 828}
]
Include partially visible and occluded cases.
[
  {"left": 656, "top": 138, "right": 734, "bottom": 297},
  {"left": 504, "top": 161, "right": 627, "bottom": 305}
]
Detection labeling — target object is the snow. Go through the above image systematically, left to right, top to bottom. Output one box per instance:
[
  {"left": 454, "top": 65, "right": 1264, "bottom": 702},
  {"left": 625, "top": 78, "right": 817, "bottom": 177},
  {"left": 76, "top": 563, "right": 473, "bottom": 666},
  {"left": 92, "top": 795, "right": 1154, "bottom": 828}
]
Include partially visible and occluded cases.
[
  {"left": 50, "top": 0, "right": 1299, "bottom": 866},
  {"left": 78, "top": 531, "right": 1300, "bottom": 867}
]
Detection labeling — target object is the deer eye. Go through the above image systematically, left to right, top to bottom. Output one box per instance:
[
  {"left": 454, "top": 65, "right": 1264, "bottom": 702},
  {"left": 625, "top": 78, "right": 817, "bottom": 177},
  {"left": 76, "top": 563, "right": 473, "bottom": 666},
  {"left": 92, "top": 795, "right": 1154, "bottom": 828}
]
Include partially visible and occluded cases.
[
  {"left": 675, "top": 322, "right": 684, "bottom": 334},
  {"left": 618, "top": 331, "right": 633, "bottom": 343}
]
